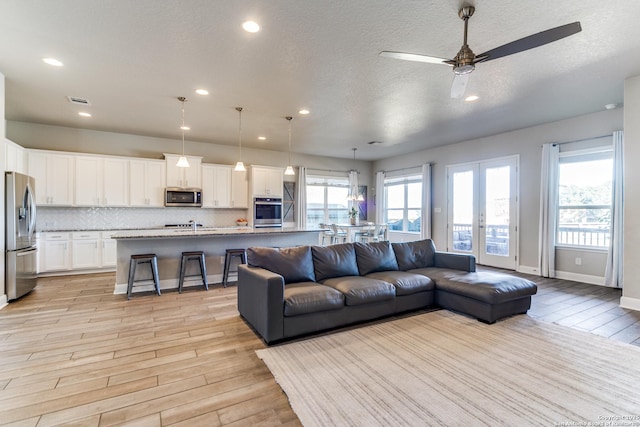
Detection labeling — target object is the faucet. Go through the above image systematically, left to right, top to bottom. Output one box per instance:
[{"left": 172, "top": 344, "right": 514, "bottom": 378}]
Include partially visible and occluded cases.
[{"left": 189, "top": 219, "right": 197, "bottom": 231}]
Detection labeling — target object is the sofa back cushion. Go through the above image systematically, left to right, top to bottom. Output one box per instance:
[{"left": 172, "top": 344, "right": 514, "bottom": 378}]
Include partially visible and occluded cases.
[
  {"left": 392, "top": 239, "right": 437, "bottom": 270},
  {"left": 354, "top": 241, "right": 399, "bottom": 275},
  {"left": 311, "top": 243, "right": 359, "bottom": 281},
  {"left": 247, "top": 246, "right": 316, "bottom": 284}
]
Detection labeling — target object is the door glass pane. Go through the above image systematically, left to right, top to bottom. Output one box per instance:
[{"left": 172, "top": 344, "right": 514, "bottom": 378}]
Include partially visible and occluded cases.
[
  {"left": 485, "top": 166, "right": 510, "bottom": 256},
  {"left": 452, "top": 171, "right": 473, "bottom": 251}
]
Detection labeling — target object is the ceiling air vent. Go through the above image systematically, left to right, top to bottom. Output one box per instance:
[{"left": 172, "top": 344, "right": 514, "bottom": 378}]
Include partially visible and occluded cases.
[
  {"left": 66, "top": 96, "right": 91, "bottom": 106},
  {"left": 368, "top": 141, "right": 383, "bottom": 145}
]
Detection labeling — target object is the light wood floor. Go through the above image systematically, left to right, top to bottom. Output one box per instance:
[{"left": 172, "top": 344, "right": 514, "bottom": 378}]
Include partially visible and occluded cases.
[{"left": 0, "top": 271, "right": 638, "bottom": 426}]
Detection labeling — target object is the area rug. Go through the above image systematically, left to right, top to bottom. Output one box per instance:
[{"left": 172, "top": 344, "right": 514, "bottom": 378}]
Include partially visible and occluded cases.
[{"left": 256, "top": 311, "right": 640, "bottom": 426}]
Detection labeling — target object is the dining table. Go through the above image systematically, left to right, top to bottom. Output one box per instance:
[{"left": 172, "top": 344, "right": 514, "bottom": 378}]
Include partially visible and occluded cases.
[{"left": 334, "top": 223, "right": 386, "bottom": 243}]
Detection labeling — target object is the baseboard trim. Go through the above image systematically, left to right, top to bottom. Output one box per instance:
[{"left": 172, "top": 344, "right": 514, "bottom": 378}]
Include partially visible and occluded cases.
[
  {"left": 517, "top": 265, "right": 540, "bottom": 276},
  {"left": 554, "top": 271, "right": 604, "bottom": 286},
  {"left": 114, "top": 273, "right": 226, "bottom": 295},
  {"left": 0, "top": 294, "right": 7, "bottom": 310},
  {"left": 620, "top": 296, "right": 640, "bottom": 312}
]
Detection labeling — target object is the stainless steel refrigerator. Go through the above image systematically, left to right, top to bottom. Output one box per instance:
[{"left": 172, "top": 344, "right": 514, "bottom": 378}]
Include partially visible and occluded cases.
[{"left": 5, "top": 172, "right": 38, "bottom": 301}]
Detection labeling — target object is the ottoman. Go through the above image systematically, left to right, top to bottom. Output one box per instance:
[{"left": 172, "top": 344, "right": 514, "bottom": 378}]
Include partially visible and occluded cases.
[{"left": 411, "top": 268, "right": 538, "bottom": 323}]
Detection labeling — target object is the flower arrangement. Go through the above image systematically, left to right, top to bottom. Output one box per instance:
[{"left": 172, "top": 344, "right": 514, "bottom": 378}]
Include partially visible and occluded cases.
[{"left": 348, "top": 207, "right": 358, "bottom": 219}]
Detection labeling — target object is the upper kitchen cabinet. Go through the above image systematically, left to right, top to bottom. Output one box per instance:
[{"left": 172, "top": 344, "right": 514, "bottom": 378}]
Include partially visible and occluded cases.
[
  {"left": 5, "top": 139, "right": 26, "bottom": 174},
  {"left": 27, "top": 150, "right": 74, "bottom": 206},
  {"left": 164, "top": 154, "right": 202, "bottom": 188},
  {"left": 75, "top": 156, "right": 129, "bottom": 206},
  {"left": 129, "top": 159, "right": 165, "bottom": 207},
  {"left": 202, "top": 164, "right": 231, "bottom": 208},
  {"left": 250, "top": 165, "right": 283, "bottom": 198},
  {"left": 231, "top": 169, "right": 248, "bottom": 208}
]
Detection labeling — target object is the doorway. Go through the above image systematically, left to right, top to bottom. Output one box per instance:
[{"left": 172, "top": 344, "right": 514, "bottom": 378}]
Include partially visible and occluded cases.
[{"left": 446, "top": 156, "right": 518, "bottom": 269}]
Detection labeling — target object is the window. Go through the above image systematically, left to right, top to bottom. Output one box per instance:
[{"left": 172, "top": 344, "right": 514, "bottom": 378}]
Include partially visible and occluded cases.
[
  {"left": 557, "top": 148, "right": 612, "bottom": 248},
  {"left": 384, "top": 174, "right": 422, "bottom": 233},
  {"left": 305, "top": 175, "right": 349, "bottom": 227}
]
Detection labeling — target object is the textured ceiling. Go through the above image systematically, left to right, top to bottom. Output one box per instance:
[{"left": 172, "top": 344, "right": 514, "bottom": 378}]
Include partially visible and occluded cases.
[{"left": 0, "top": 0, "right": 638, "bottom": 160}]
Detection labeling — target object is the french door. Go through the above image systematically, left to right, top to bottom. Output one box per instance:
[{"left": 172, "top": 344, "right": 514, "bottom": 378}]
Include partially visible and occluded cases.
[{"left": 446, "top": 156, "right": 518, "bottom": 269}]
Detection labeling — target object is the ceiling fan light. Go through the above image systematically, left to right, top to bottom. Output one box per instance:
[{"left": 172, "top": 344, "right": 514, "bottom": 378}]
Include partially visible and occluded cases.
[
  {"left": 453, "top": 64, "right": 475, "bottom": 75},
  {"left": 176, "top": 156, "right": 190, "bottom": 168},
  {"left": 234, "top": 161, "right": 246, "bottom": 172},
  {"left": 284, "top": 165, "right": 295, "bottom": 176}
]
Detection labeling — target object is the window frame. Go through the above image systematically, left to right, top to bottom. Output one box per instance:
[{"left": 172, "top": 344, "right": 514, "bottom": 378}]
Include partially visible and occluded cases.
[
  {"left": 556, "top": 146, "right": 613, "bottom": 250},
  {"left": 383, "top": 173, "right": 422, "bottom": 234},
  {"left": 305, "top": 174, "right": 350, "bottom": 227}
]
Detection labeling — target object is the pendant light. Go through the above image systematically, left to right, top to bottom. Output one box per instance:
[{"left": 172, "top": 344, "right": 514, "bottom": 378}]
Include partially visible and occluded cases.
[
  {"left": 176, "top": 96, "right": 190, "bottom": 168},
  {"left": 234, "top": 107, "right": 246, "bottom": 172},
  {"left": 284, "top": 116, "right": 295, "bottom": 176},
  {"left": 348, "top": 148, "right": 364, "bottom": 201}
]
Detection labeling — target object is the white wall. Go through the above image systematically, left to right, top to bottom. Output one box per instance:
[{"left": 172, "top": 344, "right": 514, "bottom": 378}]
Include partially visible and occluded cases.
[
  {"left": 622, "top": 75, "right": 640, "bottom": 310},
  {"left": 373, "top": 108, "right": 623, "bottom": 275}
]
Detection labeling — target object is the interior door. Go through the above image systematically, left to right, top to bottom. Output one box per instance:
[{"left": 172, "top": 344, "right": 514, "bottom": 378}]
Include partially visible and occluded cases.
[{"left": 447, "top": 156, "right": 518, "bottom": 269}]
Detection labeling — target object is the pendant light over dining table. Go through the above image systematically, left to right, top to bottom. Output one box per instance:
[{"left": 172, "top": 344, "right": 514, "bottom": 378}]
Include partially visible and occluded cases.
[
  {"left": 176, "top": 96, "right": 190, "bottom": 168},
  {"left": 234, "top": 107, "right": 246, "bottom": 172},
  {"left": 284, "top": 116, "right": 295, "bottom": 176},
  {"left": 348, "top": 147, "right": 364, "bottom": 201}
]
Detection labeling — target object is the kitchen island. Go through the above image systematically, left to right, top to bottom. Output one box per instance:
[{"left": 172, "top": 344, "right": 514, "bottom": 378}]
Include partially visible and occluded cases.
[{"left": 112, "top": 227, "right": 322, "bottom": 295}]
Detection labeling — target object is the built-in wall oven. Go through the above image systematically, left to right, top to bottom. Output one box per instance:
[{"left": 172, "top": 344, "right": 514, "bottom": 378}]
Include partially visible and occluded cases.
[{"left": 254, "top": 197, "right": 282, "bottom": 228}]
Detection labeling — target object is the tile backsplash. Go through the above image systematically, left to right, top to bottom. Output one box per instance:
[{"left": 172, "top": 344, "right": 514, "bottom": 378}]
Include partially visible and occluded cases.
[{"left": 37, "top": 207, "right": 249, "bottom": 231}]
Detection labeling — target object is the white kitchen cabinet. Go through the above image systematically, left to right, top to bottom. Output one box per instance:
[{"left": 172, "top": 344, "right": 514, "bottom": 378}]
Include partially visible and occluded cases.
[
  {"left": 5, "top": 139, "right": 26, "bottom": 173},
  {"left": 28, "top": 150, "right": 74, "bottom": 206},
  {"left": 164, "top": 154, "right": 202, "bottom": 188},
  {"left": 75, "top": 156, "right": 129, "bottom": 206},
  {"left": 129, "top": 159, "right": 165, "bottom": 207},
  {"left": 202, "top": 164, "right": 232, "bottom": 208},
  {"left": 250, "top": 166, "right": 283, "bottom": 198},
  {"left": 231, "top": 169, "right": 248, "bottom": 208},
  {"left": 71, "top": 231, "right": 101, "bottom": 269},
  {"left": 100, "top": 231, "right": 118, "bottom": 267},
  {"left": 40, "top": 232, "right": 71, "bottom": 272}
]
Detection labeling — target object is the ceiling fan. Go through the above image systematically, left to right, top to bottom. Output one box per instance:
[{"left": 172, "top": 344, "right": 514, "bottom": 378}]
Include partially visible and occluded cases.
[{"left": 380, "top": 6, "right": 581, "bottom": 98}]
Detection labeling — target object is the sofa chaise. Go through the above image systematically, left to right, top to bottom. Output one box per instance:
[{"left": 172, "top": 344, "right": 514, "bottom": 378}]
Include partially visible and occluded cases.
[{"left": 238, "top": 239, "right": 537, "bottom": 344}]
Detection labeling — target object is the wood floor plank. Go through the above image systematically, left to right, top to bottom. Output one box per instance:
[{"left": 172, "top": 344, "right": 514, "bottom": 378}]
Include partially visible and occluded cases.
[{"left": 0, "top": 270, "right": 636, "bottom": 426}]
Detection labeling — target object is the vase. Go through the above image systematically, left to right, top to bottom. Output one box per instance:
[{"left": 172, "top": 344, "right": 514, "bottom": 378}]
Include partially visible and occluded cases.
[{"left": 350, "top": 217, "right": 357, "bottom": 225}]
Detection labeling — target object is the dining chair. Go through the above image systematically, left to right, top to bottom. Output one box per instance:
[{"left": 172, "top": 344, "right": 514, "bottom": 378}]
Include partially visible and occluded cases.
[
  {"left": 318, "top": 223, "right": 335, "bottom": 245},
  {"left": 330, "top": 224, "right": 348, "bottom": 244}
]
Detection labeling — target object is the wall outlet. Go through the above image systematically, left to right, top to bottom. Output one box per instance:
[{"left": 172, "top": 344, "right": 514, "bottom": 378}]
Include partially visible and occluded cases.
[
  {"left": 433, "top": 207, "right": 442, "bottom": 213},
  {"left": 220, "top": 256, "right": 225, "bottom": 264},
  {"left": 575, "top": 257, "right": 582, "bottom": 265}
]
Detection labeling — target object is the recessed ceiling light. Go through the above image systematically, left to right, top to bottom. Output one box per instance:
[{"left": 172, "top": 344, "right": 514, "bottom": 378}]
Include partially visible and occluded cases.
[
  {"left": 242, "top": 20, "right": 260, "bottom": 33},
  {"left": 42, "top": 57, "right": 63, "bottom": 67},
  {"left": 195, "top": 89, "right": 209, "bottom": 95},
  {"left": 465, "top": 95, "right": 480, "bottom": 102},
  {"left": 605, "top": 103, "right": 617, "bottom": 110},
  {"left": 298, "top": 109, "right": 310, "bottom": 115},
  {"left": 78, "top": 112, "right": 91, "bottom": 117},
  {"left": 180, "top": 125, "right": 190, "bottom": 130},
  {"left": 258, "top": 136, "right": 267, "bottom": 141}
]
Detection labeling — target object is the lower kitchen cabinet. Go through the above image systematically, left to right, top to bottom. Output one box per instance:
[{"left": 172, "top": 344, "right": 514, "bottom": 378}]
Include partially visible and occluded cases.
[
  {"left": 37, "top": 231, "right": 118, "bottom": 274},
  {"left": 71, "top": 231, "right": 101, "bottom": 269}
]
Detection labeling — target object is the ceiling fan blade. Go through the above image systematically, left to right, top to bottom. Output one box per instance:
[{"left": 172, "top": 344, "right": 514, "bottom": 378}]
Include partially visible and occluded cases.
[
  {"left": 475, "top": 21, "right": 582, "bottom": 63},
  {"left": 379, "top": 51, "right": 452, "bottom": 66},
  {"left": 450, "top": 73, "right": 470, "bottom": 99}
]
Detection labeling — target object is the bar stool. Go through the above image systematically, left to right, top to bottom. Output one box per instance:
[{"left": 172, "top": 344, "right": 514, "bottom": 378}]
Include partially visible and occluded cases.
[
  {"left": 223, "top": 248, "right": 247, "bottom": 287},
  {"left": 178, "top": 251, "right": 209, "bottom": 293},
  {"left": 127, "top": 254, "right": 161, "bottom": 300}
]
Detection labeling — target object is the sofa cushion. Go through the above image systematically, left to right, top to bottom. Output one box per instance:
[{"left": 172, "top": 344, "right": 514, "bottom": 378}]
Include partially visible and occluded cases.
[
  {"left": 392, "top": 239, "right": 437, "bottom": 271},
  {"left": 354, "top": 241, "right": 399, "bottom": 275},
  {"left": 312, "top": 243, "right": 359, "bottom": 281},
  {"left": 247, "top": 246, "right": 316, "bottom": 284},
  {"left": 411, "top": 268, "right": 537, "bottom": 304},
  {"left": 365, "top": 271, "right": 434, "bottom": 296},
  {"left": 321, "top": 276, "right": 395, "bottom": 306},
  {"left": 284, "top": 282, "right": 345, "bottom": 316}
]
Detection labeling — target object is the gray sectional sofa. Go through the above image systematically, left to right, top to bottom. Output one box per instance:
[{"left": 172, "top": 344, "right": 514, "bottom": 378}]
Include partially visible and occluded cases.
[{"left": 237, "top": 239, "right": 537, "bottom": 344}]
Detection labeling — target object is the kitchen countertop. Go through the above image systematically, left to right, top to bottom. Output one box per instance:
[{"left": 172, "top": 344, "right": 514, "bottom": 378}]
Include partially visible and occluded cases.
[{"left": 112, "top": 227, "right": 323, "bottom": 239}]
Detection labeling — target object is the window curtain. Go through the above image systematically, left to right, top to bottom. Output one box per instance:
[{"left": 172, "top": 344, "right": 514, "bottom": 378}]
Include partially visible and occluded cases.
[
  {"left": 604, "top": 131, "right": 624, "bottom": 288},
  {"left": 539, "top": 143, "right": 560, "bottom": 277},
  {"left": 421, "top": 163, "right": 432, "bottom": 239},
  {"left": 296, "top": 166, "right": 307, "bottom": 228},
  {"left": 348, "top": 170, "right": 358, "bottom": 210},
  {"left": 375, "top": 171, "right": 385, "bottom": 224}
]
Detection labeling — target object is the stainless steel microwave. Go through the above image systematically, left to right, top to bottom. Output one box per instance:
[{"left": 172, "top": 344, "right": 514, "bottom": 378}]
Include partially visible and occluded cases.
[{"left": 165, "top": 188, "right": 202, "bottom": 207}]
